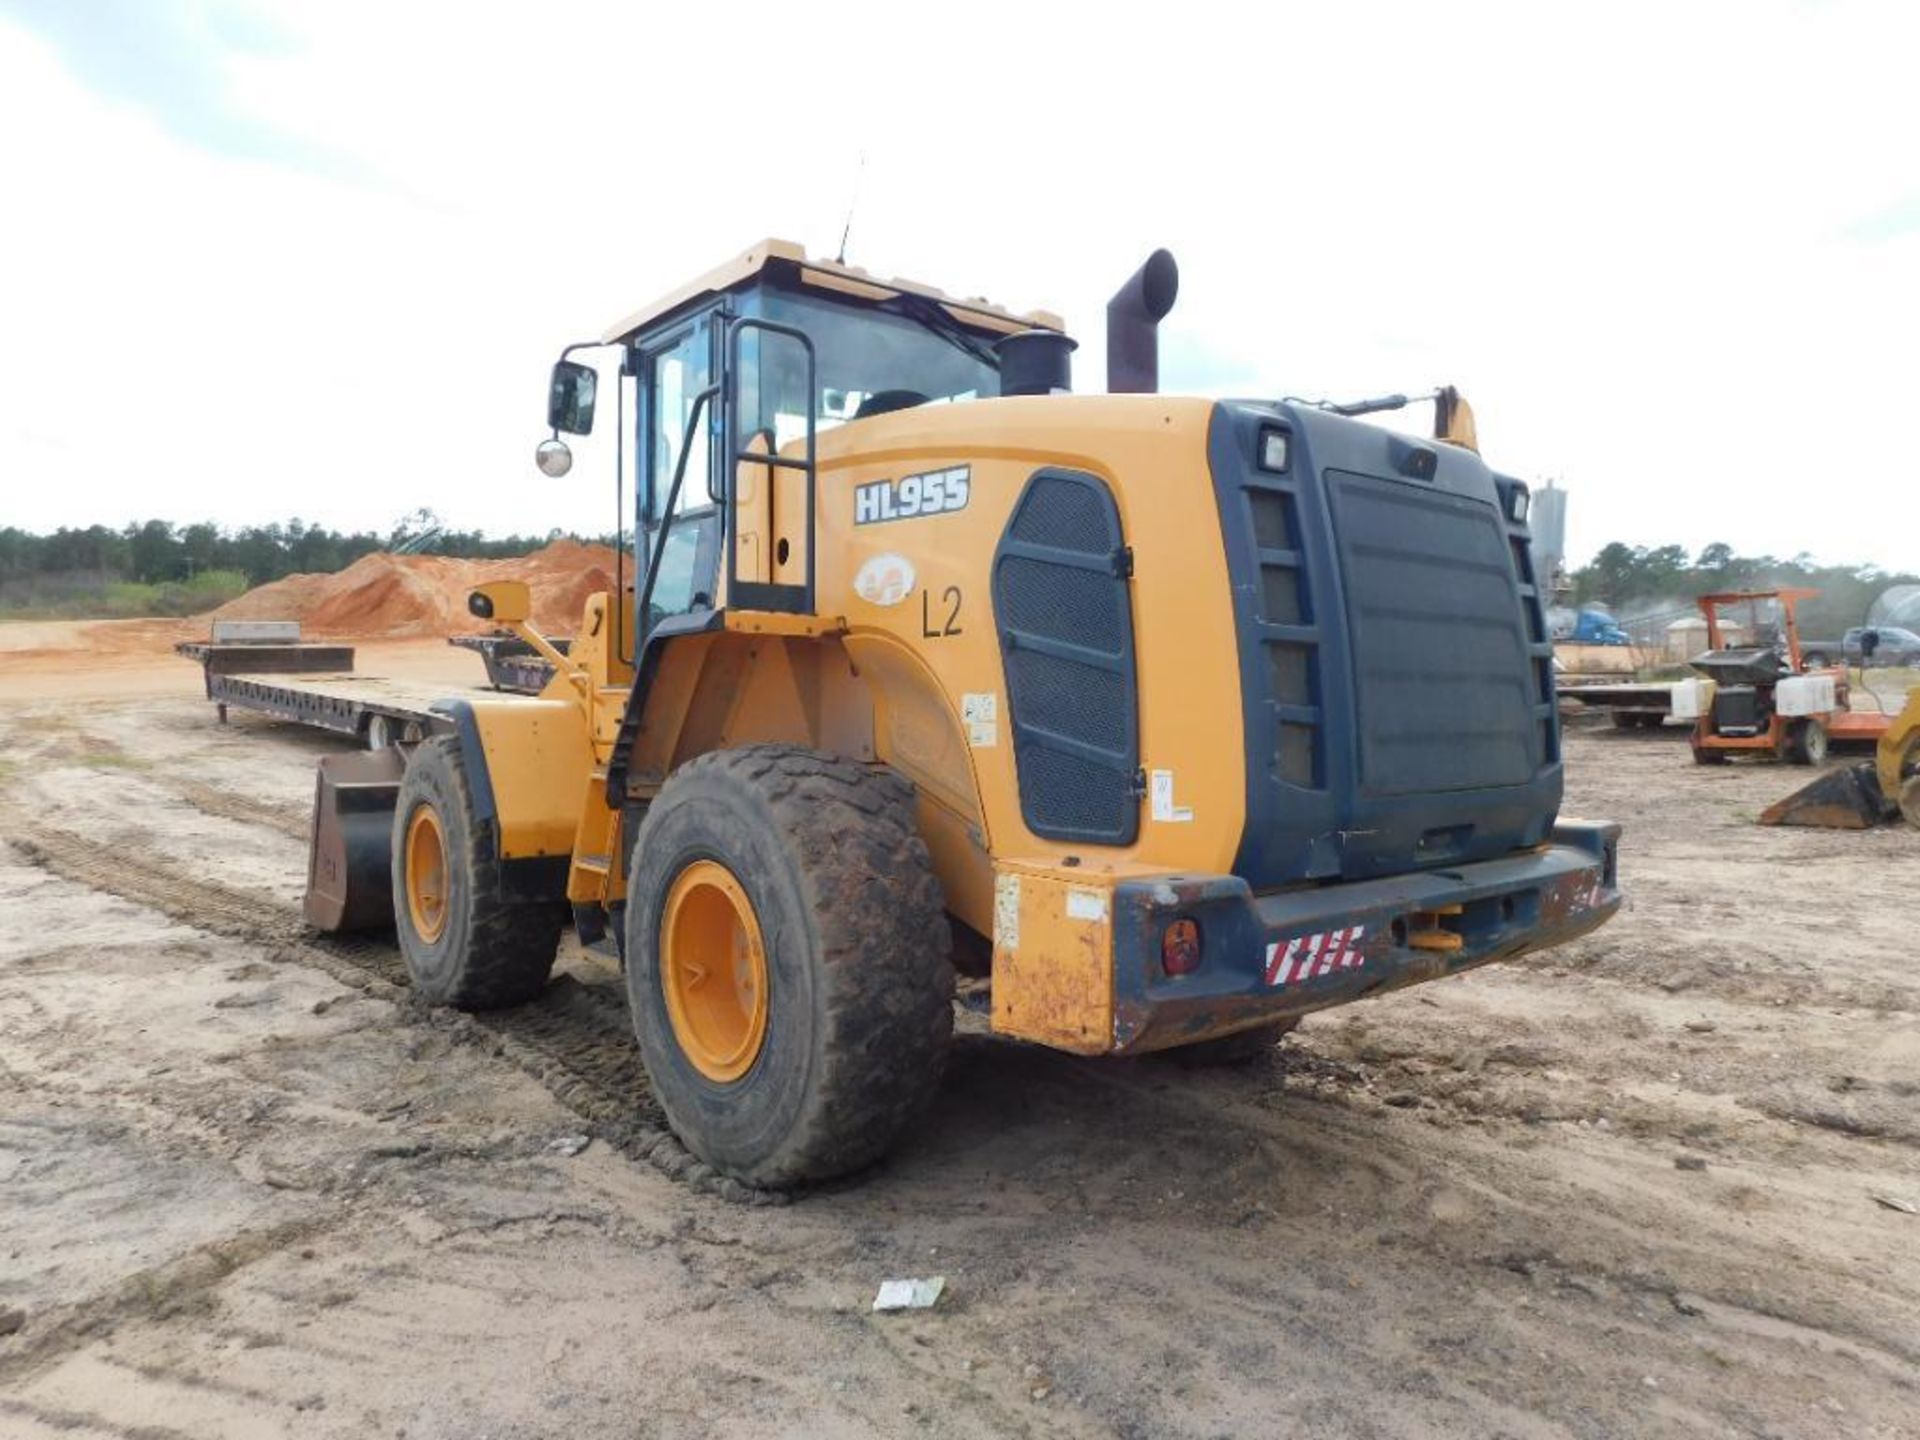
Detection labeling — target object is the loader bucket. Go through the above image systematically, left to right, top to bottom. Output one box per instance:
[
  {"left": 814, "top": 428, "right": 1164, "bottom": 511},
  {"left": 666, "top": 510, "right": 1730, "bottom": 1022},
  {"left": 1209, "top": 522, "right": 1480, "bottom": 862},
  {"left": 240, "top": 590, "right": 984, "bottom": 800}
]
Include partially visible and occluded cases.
[
  {"left": 305, "top": 748, "right": 405, "bottom": 930},
  {"left": 1758, "top": 761, "right": 1894, "bottom": 830}
]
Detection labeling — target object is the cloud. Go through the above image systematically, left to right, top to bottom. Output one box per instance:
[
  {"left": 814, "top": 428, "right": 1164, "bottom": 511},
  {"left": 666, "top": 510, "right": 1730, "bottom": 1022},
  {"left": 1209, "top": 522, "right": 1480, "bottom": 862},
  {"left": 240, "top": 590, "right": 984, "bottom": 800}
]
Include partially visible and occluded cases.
[
  {"left": 0, "top": 0, "right": 359, "bottom": 177},
  {"left": 0, "top": 0, "right": 1917, "bottom": 575},
  {"left": 1847, "top": 190, "right": 1920, "bottom": 245}
]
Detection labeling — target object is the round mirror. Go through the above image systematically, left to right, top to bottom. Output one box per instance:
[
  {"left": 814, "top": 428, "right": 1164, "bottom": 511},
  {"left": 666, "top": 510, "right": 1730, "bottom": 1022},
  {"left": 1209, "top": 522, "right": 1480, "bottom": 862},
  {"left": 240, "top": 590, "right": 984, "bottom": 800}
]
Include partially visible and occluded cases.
[{"left": 534, "top": 437, "right": 573, "bottom": 478}]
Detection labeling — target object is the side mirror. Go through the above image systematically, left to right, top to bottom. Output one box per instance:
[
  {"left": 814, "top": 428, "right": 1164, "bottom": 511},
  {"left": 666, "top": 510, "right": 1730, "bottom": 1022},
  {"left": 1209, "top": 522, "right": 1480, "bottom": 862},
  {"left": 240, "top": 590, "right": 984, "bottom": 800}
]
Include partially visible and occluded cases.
[
  {"left": 548, "top": 360, "right": 597, "bottom": 435},
  {"left": 468, "top": 580, "right": 531, "bottom": 627}
]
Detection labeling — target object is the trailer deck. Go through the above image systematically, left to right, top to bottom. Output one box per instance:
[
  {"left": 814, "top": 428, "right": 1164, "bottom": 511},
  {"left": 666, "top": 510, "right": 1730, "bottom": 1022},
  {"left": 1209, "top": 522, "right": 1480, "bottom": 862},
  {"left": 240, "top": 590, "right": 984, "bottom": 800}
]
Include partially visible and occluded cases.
[
  {"left": 175, "top": 621, "right": 533, "bottom": 745},
  {"left": 193, "top": 669, "right": 465, "bottom": 742},
  {"left": 1558, "top": 680, "right": 1676, "bottom": 729}
]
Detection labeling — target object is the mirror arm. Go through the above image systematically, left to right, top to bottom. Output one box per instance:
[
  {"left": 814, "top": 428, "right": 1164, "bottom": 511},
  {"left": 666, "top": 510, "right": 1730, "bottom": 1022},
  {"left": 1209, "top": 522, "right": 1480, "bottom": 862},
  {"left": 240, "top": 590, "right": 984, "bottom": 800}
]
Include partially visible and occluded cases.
[{"left": 635, "top": 383, "right": 721, "bottom": 647}]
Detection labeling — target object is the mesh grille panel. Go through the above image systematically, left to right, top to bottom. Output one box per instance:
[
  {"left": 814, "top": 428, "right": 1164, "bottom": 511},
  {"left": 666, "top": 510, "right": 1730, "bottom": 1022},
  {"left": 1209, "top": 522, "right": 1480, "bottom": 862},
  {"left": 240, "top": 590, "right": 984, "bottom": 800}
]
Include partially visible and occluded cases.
[
  {"left": 993, "top": 470, "right": 1139, "bottom": 844},
  {"left": 1010, "top": 481, "right": 1109, "bottom": 552},
  {"left": 1249, "top": 489, "right": 1296, "bottom": 550},
  {"left": 998, "top": 556, "right": 1125, "bottom": 653},
  {"left": 1261, "top": 565, "right": 1303, "bottom": 624},
  {"left": 1269, "top": 643, "right": 1312, "bottom": 707},
  {"left": 1007, "top": 649, "right": 1128, "bottom": 749},
  {"left": 1013, "top": 744, "right": 1134, "bottom": 836}
]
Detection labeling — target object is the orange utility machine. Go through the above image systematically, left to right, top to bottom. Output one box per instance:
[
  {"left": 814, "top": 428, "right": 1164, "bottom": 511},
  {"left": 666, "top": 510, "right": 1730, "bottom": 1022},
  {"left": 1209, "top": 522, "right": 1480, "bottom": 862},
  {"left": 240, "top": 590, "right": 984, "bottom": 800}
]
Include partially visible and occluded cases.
[{"left": 1684, "top": 589, "right": 1892, "bottom": 765}]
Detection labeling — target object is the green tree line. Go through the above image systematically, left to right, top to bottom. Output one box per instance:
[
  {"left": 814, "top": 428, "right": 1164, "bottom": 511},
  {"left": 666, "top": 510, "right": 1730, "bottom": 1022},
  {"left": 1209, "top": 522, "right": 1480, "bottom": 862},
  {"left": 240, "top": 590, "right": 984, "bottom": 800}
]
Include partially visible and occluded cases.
[
  {"left": 0, "top": 513, "right": 609, "bottom": 618},
  {"left": 1572, "top": 541, "right": 1919, "bottom": 637}
]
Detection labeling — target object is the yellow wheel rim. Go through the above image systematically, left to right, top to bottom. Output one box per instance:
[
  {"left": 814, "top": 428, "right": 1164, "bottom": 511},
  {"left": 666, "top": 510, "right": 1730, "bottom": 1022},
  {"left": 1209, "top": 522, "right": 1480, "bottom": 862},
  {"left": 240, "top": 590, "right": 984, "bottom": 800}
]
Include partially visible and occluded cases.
[
  {"left": 405, "top": 805, "right": 449, "bottom": 943},
  {"left": 661, "top": 859, "right": 769, "bottom": 1083}
]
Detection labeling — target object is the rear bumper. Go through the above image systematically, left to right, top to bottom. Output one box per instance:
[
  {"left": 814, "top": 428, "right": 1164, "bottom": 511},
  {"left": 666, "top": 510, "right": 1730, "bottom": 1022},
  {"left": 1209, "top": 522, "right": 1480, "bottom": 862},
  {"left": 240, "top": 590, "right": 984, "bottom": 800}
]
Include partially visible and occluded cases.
[{"left": 1108, "top": 820, "right": 1621, "bottom": 1053}]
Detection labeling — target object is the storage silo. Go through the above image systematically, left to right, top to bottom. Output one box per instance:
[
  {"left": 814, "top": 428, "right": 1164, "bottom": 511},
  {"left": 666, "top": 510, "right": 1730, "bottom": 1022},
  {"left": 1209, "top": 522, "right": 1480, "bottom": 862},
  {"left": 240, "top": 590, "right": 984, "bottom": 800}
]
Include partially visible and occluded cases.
[{"left": 1529, "top": 481, "right": 1569, "bottom": 599}]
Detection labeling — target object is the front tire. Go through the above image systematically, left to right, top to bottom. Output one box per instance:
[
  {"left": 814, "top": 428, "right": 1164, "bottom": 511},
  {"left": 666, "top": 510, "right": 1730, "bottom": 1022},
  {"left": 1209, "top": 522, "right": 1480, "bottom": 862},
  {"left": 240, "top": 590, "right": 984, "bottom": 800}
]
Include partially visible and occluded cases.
[
  {"left": 1785, "top": 717, "right": 1828, "bottom": 766},
  {"left": 392, "top": 736, "right": 565, "bottom": 1008},
  {"left": 625, "top": 746, "right": 953, "bottom": 1188}
]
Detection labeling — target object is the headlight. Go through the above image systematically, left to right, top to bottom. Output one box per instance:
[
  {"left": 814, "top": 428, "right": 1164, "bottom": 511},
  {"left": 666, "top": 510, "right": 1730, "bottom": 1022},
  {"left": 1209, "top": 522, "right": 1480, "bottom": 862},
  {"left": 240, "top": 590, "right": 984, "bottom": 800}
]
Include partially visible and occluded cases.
[{"left": 1508, "top": 484, "right": 1530, "bottom": 523}]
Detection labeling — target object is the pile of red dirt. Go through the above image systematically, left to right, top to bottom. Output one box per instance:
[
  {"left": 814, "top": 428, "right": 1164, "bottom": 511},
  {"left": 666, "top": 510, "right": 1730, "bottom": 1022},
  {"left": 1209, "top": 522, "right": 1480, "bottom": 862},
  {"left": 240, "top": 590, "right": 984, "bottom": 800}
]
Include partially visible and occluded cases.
[{"left": 212, "top": 540, "right": 619, "bottom": 639}]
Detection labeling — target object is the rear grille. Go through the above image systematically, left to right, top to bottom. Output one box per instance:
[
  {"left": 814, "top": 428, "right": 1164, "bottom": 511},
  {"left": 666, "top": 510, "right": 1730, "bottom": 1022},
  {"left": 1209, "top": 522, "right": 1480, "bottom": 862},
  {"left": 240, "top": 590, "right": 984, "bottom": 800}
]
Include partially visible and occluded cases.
[
  {"left": 1209, "top": 402, "right": 1564, "bottom": 888},
  {"left": 992, "top": 469, "right": 1140, "bottom": 844},
  {"left": 1327, "top": 471, "right": 1536, "bottom": 795}
]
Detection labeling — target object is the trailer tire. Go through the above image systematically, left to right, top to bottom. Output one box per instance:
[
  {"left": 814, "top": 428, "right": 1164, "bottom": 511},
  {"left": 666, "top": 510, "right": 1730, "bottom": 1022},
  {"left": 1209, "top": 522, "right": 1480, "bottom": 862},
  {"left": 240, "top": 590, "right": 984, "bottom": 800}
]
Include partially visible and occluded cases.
[
  {"left": 1785, "top": 717, "right": 1828, "bottom": 766},
  {"left": 392, "top": 736, "right": 564, "bottom": 1009},
  {"left": 624, "top": 745, "right": 952, "bottom": 1188},
  {"left": 1161, "top": 1018, "right": 1299, "bottom": 1068}
]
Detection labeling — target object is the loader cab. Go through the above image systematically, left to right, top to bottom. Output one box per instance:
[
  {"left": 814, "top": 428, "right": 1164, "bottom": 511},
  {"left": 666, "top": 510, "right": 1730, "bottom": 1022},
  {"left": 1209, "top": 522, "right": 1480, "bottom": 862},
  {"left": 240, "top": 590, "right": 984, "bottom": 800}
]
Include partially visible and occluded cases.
[{"left": 542, "top": 240, "right": 1064, "bottom": 646}]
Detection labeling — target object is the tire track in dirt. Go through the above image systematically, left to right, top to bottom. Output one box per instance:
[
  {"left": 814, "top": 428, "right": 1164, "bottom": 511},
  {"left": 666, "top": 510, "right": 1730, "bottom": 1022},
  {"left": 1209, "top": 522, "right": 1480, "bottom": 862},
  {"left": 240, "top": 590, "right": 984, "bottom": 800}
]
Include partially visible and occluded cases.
[
  {"left": 166, "top": 780, "right": 312, "bottom": 840},
  {"left": 3, "top": 821, "right": 781, "bottom": 1206},
  {"left": 1100, "top": 1054, "right": 1920, "bottom": 1373},
  {"left": 0, "top": 1216, "right": 328, "bottom": 1394}
]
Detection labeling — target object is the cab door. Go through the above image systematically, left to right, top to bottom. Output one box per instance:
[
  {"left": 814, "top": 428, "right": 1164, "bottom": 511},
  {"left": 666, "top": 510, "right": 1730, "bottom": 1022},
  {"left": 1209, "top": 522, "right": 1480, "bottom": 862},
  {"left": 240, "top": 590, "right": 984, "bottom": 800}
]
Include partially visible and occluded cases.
[{"left": 636, "top": 310, "right": 722, "bottom": 636}]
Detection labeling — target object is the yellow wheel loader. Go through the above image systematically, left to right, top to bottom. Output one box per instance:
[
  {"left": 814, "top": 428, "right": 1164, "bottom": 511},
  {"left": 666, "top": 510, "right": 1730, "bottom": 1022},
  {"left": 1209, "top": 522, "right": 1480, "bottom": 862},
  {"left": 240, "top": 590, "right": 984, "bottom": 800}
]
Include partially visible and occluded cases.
[{"left": 307, "top": 240, "right": 1622, "bottom": 1187}]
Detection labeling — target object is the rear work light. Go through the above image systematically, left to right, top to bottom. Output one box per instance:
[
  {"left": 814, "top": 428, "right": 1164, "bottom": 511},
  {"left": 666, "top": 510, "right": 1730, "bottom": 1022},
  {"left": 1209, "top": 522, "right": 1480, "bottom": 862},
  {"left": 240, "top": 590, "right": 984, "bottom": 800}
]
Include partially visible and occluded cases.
[
  {"left": 1259, "top": 429, "right": 1290, "bottom": 473},
  {"left": 1161, "top": 917, "right": 1202, "bottom": 976}
]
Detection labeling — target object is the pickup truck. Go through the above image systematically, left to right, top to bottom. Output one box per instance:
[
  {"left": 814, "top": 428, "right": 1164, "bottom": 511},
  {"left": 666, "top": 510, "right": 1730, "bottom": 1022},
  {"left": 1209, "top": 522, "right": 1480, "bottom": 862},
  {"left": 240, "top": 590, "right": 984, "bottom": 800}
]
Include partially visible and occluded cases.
[{"left": 1800, "top": 626, "right": 1920, "bottom": 669}]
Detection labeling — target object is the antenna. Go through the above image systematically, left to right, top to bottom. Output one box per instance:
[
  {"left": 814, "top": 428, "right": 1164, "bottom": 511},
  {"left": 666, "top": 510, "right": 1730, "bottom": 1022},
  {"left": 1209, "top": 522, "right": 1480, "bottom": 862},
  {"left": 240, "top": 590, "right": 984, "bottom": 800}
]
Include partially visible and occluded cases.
[{"left": 835, "top": 153, "right": 865, "bottom": 264}]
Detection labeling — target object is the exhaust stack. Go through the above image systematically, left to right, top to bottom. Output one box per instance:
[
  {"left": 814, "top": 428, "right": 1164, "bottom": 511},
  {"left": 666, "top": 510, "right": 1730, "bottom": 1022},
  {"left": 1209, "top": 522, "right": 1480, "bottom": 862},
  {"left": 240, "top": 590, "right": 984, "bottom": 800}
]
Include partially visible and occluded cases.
[{"left": 1106, "top": 249, "right": 1179, "bottom": 394}]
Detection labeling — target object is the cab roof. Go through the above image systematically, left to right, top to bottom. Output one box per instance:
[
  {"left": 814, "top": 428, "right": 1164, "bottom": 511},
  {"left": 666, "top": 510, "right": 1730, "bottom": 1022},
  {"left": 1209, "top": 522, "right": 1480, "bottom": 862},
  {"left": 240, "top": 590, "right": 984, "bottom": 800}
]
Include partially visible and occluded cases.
[{"left": 599, "top": 238, "right": 1066, "bottom": 345}]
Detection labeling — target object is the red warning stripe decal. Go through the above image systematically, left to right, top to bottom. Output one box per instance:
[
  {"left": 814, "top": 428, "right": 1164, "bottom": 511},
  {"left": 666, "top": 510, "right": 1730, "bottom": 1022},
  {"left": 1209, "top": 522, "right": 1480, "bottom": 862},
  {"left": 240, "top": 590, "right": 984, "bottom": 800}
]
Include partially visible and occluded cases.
[{"left": 1264, "top": 925, "right": 1368, "bottom": 987}]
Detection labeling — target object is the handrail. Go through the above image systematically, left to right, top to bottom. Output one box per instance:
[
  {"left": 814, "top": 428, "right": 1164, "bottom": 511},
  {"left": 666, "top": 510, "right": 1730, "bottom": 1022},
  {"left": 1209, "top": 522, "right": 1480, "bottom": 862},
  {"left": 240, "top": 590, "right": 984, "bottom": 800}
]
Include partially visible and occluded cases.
[{"left": 636, "top": 383, "right": 720, "bottom": 649}]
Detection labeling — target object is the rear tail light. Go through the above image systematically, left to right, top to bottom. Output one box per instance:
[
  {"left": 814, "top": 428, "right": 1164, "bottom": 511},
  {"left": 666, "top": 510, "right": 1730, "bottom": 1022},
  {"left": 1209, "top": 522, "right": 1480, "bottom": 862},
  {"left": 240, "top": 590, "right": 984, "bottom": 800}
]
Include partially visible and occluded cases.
[{"left": 1161, "top": 918, "right": 1202, "bottom": 976}]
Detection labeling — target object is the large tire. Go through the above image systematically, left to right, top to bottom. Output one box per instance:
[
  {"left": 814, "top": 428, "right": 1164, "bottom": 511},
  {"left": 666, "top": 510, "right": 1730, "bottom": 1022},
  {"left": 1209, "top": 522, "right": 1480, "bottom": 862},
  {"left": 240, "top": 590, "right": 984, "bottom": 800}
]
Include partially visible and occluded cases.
[
  {"left": 1785, "top": 717, "right": 1828, "bottom": 766},
  {"left": 392, "top": 736, "right": 565, "bottom": 1008},
  {"left": 624, "top": 745, "right": 953, "bottom": 1187},
  {"left": 1161, "top": 1018, "right": 1299, "bottom": 1068}
]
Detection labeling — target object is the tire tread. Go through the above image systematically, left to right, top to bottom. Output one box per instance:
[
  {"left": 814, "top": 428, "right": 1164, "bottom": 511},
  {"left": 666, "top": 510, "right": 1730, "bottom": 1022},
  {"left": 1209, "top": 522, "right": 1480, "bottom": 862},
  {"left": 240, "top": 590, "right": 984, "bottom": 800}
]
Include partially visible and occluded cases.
[{"left": 631, "top": 744, "right": 952, "bottom": 1186}]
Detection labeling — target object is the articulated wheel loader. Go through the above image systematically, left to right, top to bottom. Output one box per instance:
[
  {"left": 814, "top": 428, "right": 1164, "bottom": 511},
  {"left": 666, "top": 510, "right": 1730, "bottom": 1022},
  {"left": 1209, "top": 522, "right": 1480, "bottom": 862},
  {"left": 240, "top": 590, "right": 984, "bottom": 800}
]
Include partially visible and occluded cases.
[{"left": 306, "top": 240, "right": 1622, "bottom": 1187}]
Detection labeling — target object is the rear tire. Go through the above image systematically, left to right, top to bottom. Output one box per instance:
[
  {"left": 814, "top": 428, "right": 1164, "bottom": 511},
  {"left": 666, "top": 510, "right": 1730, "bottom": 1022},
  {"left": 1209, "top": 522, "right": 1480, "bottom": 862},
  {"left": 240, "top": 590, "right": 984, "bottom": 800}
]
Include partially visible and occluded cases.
[
  {"left": 1785, "top": 717, "right": 1828, "bottom": 766},
  {"left": 392, "top": 736, "right": 565, "bottom": 1008},
  {"left": 624, "top": 746, "right": 953, "bottom": 1188},
  {"left": 1899, "top": 775, "right": 1920, "bottom": 829},
  {"left": 1162, "top": 1018, "right": 1299, "bottom": 1068}
]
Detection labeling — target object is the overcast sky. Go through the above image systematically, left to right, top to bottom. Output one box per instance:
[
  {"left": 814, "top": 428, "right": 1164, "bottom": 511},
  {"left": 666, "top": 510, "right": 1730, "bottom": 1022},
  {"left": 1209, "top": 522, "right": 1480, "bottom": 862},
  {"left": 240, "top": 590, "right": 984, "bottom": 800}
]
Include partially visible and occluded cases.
[{"left": 1, "top": 0, "right": 1915, "bottom": 570}]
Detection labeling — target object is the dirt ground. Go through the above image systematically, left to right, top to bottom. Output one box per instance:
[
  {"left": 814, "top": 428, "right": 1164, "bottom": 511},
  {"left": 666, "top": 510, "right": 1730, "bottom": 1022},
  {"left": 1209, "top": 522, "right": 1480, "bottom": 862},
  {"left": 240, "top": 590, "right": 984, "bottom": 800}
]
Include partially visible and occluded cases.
[{"left": 2, "top": 626, "right": 1917, "bottom": 1439}]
